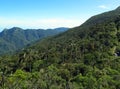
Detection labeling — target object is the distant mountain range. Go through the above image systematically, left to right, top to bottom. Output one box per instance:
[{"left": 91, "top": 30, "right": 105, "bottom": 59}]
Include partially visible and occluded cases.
[{"left": 0, "top": 27, "right": 69, "bottom": 55}]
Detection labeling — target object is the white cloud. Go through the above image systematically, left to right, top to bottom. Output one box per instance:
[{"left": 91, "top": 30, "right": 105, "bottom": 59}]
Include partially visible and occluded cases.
[
  {"left": 98, "top": 5, "right": 108, "bottom": 9},
  {"left": 0, "top": 17, "right": 86, "bottom": 29}
]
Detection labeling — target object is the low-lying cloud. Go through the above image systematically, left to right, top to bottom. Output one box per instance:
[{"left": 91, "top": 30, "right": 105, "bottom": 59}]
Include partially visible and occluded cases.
[
  {"left": 98, "top": 5, "right": 108, "bottom": 9},
  {"left": 0, "top": 17, "right": 85, "bottom": 29}
]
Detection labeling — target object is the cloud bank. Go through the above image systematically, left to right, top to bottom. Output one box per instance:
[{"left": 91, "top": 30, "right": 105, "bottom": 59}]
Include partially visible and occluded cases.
[
  {"left": 98, "top": 5, "right": 108, "bottom": 9},
  {"left": 0, "top": 17, "right": 85, "bottom": 30}
]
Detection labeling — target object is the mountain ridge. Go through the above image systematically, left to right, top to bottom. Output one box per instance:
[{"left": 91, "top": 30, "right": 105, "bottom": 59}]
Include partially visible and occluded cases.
[
  {"left": 82, "top": 7, "right": 120, "bottom": 27},
  {"left": 0, "top": 27, "right": 69, "bottom": 55}
]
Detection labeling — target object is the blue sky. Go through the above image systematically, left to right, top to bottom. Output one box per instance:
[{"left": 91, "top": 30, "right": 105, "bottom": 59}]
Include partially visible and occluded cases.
[{"left": 0, "top": 0, "right": 120, "bottom": 30}]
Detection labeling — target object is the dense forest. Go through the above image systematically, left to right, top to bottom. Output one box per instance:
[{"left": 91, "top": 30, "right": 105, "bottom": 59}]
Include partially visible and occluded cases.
[
  {"left": 0, "top": 7, "right": 120, "bottom": 89},
  {"left": 0, "top": 27, "right": 68, "bottom": 55}
]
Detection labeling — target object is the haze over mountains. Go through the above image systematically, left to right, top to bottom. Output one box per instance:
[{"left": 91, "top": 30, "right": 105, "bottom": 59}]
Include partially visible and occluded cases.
[
  {"left": 0, "top": 6, "right": 120, "bottom": 88},
  {"left": 0, "top": 27, "right": 68, "bottom": 55}
]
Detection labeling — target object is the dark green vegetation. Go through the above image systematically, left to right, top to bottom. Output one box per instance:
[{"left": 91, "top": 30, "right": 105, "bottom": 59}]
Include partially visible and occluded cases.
[
  {"left": 0, "top": 7, "right": 120, "bottom": 89},
  {"left": 0, "top": 27, "right": 68, "bottom": 55}
]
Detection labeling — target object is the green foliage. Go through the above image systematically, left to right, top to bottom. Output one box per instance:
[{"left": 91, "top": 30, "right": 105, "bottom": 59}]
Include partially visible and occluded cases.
[{"left": 0, "top": 6, "right": 120, "bottom": 89}]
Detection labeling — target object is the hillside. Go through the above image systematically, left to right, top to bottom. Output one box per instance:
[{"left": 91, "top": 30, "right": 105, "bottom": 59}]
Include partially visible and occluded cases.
[
  {"left": 0, "top": 7, "right": 120, "bottom": 89},
  {"left": 0, "top": 27, "right": 68, "bottom": 55}
]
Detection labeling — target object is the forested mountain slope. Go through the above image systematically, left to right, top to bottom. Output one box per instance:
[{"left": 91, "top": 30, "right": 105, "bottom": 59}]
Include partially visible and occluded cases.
[
  {"left": 0, "top": 7, "right": 120, "bottom": 89},
  {"left": 0, "top": 27, "right": 68, "bottom": 55}
]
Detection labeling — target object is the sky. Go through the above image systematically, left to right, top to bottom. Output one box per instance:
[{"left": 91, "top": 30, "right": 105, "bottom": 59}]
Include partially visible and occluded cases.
[{"left": 0, "top": 0, "right": 120, "bottom": 30}]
